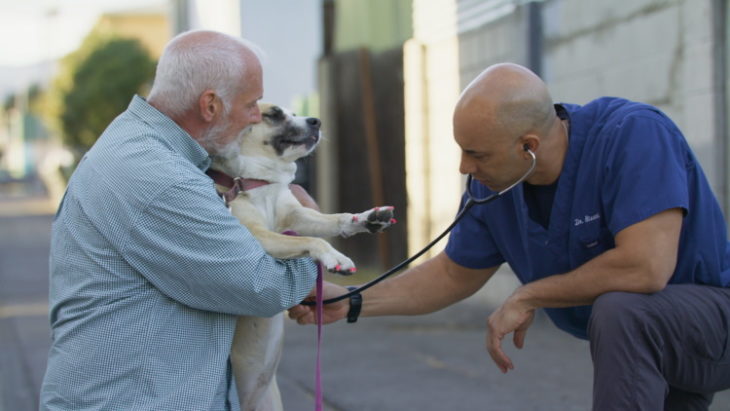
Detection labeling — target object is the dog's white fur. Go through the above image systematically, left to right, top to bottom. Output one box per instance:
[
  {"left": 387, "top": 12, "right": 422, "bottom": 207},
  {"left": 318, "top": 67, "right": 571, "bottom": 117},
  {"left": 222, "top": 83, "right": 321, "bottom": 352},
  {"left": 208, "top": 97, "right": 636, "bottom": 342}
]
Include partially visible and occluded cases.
[{"left": 210, "top": 103, "right": 393, "bottom": 411}]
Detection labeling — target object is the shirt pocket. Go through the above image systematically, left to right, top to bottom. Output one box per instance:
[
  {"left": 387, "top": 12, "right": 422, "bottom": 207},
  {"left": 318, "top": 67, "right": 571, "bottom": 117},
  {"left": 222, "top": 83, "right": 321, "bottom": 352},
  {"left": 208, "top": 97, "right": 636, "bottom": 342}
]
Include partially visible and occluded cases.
[{"left": 571, "top": 224, "right": 615, "bottom": 265}]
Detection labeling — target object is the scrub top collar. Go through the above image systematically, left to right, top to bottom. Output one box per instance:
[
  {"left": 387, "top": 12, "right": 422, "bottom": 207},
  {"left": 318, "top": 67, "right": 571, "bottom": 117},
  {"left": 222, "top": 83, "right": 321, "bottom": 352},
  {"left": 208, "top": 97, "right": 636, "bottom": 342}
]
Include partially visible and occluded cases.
[{"left": 517, "top": 102, "right": 591, "bottom": 247}]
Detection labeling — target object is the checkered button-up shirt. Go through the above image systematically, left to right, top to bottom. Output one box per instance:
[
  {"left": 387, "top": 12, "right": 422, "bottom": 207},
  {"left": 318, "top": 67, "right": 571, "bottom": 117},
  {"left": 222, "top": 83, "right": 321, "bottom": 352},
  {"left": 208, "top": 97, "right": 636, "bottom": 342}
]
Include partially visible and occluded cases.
[{"left": 40, "top": 95, "right": 317, "bottom": 410}]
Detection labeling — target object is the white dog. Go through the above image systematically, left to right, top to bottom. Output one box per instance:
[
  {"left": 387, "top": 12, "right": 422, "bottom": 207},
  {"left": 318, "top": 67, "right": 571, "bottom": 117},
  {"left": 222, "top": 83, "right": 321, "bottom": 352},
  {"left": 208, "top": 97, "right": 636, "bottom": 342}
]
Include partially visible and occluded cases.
[{"left": 208, "top": 103, "right": 395, "bottom": 411}]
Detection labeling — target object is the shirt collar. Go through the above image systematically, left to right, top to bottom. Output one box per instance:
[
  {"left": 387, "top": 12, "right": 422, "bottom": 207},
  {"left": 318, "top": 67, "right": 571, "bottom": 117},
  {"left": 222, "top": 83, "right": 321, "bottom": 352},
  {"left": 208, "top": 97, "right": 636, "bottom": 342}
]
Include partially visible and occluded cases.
[
  {"left": 127, "top": 95, "right": 212, "bottom": 171},
  {"left": 555, "top": 103, "right": 570, "bottom": 121}
]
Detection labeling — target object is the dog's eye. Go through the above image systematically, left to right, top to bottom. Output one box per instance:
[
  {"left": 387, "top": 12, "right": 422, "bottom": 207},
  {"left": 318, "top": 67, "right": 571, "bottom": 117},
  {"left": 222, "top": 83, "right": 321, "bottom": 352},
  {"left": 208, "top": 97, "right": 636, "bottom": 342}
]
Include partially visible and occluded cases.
[{"left": 263, "top": 106, "right": 285, "bottom": 122}]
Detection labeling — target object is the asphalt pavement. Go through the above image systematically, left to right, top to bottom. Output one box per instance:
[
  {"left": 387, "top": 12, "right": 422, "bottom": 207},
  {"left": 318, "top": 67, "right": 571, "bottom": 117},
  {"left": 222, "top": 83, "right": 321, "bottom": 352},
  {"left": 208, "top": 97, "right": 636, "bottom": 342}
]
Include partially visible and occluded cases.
[
  {"left": 1, "top": 178, "right": 729, "bottom": 411},
  {"left": 1, "top": 179, "right": 55, "bottom": 411}
]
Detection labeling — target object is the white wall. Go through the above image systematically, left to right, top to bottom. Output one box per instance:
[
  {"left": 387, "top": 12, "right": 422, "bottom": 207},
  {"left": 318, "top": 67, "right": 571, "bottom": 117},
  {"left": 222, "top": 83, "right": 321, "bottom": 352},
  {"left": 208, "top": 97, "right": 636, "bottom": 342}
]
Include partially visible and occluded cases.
[
  {"left": 179, "top": 0, "right": 322, "bottom": 111},
  {"left": 240, "top": 0, "right": 322, "bottom": 110}
]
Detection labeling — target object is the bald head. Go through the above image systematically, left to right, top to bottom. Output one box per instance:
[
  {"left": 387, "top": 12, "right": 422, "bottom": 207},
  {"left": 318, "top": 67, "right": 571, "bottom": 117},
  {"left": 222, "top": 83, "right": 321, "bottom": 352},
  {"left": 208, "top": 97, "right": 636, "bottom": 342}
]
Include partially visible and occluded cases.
[
  {"left": 148, "top": 30, "right": 263, "bottom": 118},
  {"left": 454, "top": 63, "right": 554, "bottom": 144},
  {"left": 455, "top": 63, "right": 570, "bottom": 189}
]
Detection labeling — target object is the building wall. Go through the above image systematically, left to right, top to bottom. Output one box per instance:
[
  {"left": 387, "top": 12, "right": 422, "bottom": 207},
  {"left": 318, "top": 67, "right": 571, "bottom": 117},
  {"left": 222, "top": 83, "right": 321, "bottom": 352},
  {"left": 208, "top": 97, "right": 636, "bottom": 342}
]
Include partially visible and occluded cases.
[
  {"left": 172, "top": 0, "right": 321, "bottom": 112},
  {"left": 239, "top": 0, "right": 321, "bottom": 110},
  {"left": 333, "top": 0, "right": 412, "bottom": 53},
  {"left": 404, "top": 0, "right": 463, "bottom": 259},
  {"left": 456, "top": 0, "right": 530, "bottom": 86},
  {"left": 543, "top": 0, "right": 720, "bottom": 192},
  {"left": 95, "top": 12, "right": 170, "bottom": 58}
]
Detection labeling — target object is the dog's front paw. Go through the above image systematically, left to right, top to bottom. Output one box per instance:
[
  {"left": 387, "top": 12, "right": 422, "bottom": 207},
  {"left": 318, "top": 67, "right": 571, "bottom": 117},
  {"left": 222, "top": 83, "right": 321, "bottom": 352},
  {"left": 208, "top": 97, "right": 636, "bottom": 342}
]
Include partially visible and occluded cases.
[
  {"left": 353, "top": 206, "right": 396, "bottom": 234},
  {"left": 311, "top": 242, "right": 358, "bottom": 275},
  {"left": 320, "top": 256, "right": 357, "bottom": 275}
]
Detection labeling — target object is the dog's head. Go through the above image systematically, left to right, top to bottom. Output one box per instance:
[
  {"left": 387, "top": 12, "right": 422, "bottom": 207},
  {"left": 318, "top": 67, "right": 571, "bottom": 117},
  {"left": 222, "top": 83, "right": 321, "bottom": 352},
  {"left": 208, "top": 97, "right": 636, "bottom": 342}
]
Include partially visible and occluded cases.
[
  {"left": 211, "top": 103, "right": 321, "bottom": 182},
  {"left": 239, "top": 103, "right": 321, "bottom": 163}
]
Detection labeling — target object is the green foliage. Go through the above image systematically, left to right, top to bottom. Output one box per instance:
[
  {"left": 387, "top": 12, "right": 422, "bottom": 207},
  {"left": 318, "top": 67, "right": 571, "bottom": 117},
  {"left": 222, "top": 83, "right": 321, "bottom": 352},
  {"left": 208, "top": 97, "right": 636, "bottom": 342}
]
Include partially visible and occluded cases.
[{"left": 56, "top": 37, "right": 155, "bottom": 152}]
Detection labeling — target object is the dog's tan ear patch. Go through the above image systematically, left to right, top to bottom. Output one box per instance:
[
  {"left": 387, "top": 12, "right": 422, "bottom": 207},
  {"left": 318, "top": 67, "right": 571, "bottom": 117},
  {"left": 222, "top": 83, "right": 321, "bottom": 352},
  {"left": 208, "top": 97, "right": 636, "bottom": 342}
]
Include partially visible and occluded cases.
[{"left": 258, "top": 102, "right": 274, "bottom": 111}]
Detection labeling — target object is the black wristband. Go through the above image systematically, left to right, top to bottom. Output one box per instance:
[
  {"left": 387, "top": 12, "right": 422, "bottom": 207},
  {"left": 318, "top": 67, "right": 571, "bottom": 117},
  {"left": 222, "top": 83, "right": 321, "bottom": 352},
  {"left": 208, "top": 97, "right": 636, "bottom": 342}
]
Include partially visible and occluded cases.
[{"left": 346, "top": 286, "right": 362, "bottom": 323}]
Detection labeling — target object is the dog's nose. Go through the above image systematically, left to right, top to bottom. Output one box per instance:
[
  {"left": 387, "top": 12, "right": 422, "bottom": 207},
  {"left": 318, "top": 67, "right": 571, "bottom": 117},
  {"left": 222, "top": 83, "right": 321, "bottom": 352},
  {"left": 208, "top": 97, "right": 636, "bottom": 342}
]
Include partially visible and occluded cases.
[{"left": 306, "top": 117, "right": 321, "bottom": 128}]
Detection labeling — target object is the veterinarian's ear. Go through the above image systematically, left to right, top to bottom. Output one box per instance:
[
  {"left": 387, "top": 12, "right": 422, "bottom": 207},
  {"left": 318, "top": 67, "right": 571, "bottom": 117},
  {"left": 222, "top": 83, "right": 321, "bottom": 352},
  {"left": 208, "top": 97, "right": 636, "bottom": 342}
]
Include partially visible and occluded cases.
[
  {"left": 199, "top": 89, "right": 222, "bottom": 123},
  {"left": 520, "top": 135, "right": 539, "bottom": 157}
]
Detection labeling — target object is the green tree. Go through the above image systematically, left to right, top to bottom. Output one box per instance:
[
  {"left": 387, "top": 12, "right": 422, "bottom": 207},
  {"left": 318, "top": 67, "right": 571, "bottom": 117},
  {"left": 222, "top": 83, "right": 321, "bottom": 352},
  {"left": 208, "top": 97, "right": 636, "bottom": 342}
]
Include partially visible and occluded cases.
[{"left": 58, "top": 37, "right": 155, "bottom": 153}]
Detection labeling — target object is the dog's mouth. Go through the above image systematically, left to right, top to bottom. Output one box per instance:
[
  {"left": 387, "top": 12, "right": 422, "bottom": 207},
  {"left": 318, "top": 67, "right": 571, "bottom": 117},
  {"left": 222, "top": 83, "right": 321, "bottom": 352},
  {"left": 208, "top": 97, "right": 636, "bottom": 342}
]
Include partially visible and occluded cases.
[
  {"left": 272, "top": 129, "right": 320, "bottom": 156},
  {"left": 279, "top": 133, "right": 319, "bottom": 148}
]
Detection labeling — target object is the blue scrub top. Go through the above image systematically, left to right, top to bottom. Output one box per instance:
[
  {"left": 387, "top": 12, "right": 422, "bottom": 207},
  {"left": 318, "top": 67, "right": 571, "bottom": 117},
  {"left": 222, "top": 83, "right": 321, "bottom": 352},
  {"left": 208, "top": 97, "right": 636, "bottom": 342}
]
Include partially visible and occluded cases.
[{"left": 445, "top": 97, "right": 730, "bottom": 339}]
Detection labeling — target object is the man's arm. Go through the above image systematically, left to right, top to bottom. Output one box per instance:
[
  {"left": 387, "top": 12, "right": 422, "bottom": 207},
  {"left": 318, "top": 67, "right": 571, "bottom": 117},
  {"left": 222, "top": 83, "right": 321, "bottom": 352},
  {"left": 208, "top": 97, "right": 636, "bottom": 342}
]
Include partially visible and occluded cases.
[
  {"left": 125, "top": 179, "right": 318, "bottom": 317},
  {"left": 487, "top": 207, "right": 683, "bottom": 372},
  {"left": 513, "top": 207, "right": 681, "bottom": 307},
  {"left": 290, "top": 251, "right": 499, "bottom": 324},
  {"left": 361, "top": 251, "right": 499, "bottom": 316}
]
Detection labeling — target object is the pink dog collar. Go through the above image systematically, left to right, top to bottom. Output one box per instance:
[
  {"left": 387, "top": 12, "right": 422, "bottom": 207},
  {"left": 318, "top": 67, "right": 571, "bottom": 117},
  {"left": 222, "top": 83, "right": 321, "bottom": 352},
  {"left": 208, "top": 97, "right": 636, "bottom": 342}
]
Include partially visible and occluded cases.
[{"left": 205, "top": 169, "right": 270, "bottom": 205}]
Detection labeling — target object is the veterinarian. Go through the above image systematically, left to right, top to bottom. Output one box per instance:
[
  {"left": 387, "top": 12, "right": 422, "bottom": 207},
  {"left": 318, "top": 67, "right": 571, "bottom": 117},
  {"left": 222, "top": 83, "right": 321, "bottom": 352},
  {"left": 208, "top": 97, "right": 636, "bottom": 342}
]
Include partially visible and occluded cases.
[
  {"left": 40, "top": 30, "right": 319, "bottom": 410},
  {"left": 290, "top": 62, "right": 730, "bottom": 410}
]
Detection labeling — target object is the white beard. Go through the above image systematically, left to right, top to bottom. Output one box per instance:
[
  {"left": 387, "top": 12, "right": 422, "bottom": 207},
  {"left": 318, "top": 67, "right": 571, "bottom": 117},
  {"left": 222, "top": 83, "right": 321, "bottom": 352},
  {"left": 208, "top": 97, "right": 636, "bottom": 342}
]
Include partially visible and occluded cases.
[{"left": 200, "top": 122, "right": 248, "bottom": 157}]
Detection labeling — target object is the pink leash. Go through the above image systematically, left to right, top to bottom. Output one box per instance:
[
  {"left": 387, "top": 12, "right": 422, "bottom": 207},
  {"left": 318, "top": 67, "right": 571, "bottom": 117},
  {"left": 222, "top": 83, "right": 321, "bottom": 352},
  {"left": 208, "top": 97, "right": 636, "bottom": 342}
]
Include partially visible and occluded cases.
[
  {"left": 280, "top": 230, "right": 324, "bottom": 410},
  {"left": 315, "top": 264, "right": 324, "bottom": 411}
]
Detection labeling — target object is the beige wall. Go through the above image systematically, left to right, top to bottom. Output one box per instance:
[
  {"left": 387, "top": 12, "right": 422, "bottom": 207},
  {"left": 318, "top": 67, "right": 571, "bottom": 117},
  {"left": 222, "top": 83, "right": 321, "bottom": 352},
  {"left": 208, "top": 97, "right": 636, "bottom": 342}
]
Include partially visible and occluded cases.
[
  {"left": 404, "top": 0, "right": 463, "bottom": 260},
  {"left": 95, "top": 13, "right": 171, "bottom": 58}
]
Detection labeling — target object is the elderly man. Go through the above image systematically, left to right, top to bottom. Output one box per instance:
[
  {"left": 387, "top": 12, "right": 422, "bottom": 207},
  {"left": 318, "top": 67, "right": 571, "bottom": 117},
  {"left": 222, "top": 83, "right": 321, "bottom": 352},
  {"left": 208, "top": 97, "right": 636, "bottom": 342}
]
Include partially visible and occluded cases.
[
  {"left": 40, "top": 30, "right": 318, "bottom": 410},
  {"left": 291, "top": 63, "right": 730, "bottom": 410}
]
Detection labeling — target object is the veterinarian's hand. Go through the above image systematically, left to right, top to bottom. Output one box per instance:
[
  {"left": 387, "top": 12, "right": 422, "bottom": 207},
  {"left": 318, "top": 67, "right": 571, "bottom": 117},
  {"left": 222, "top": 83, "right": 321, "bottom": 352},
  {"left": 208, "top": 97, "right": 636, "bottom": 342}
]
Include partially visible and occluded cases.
[
  {"left": 352, "top": 206, "right": 397, "bottom": 234},
  {"left": 288, "top": 281, "right": 349, "bottom": 325},
  {"left": 485, "top": 294, "right": 535, "bottom": 373}
]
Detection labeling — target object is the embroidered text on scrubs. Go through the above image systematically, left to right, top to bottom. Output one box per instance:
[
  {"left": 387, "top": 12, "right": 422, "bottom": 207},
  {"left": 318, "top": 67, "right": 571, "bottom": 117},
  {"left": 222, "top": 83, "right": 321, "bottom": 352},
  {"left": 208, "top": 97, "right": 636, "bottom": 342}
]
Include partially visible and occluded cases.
[{"left": 574, "top": 213, "right": 601, "bottom": 226}]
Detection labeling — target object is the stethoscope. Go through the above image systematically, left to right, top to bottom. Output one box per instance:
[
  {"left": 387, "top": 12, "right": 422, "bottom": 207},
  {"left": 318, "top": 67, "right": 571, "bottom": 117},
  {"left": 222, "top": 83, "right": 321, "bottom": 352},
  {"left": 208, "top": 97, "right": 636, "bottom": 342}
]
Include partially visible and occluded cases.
[{"left": 303, "top": 147, "right": 537, "bottom": 306}]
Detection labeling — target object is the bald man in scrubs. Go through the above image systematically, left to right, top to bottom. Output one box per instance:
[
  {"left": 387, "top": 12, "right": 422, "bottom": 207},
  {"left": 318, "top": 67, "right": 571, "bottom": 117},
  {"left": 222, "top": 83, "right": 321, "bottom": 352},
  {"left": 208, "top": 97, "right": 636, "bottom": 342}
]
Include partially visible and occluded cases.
[{"left": 291, "top": 63, "right": 730, "bottom": 410}]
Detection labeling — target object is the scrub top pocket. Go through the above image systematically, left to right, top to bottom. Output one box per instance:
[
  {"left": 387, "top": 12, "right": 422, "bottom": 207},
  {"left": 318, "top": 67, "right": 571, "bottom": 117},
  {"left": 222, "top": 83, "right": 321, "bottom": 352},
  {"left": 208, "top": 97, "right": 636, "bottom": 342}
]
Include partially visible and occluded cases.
[{"left": 571, "top": 224, "right": 615, "bottom": 265}]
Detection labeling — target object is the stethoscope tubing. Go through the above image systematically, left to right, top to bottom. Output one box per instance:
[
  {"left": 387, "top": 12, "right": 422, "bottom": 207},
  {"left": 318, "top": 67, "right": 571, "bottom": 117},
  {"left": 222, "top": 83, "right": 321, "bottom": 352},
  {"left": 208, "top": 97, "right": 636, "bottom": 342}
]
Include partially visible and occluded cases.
[{"left": 302, "top": 149, "right": 536, "bottom": 306}]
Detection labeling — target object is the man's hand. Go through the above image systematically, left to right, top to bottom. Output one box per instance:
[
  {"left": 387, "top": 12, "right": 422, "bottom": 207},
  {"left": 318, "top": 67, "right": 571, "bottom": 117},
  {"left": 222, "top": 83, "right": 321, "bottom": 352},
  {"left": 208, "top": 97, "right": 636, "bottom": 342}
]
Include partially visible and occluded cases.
[
  {"left": 288, "top": 281, "right": 350, "bottom": 325},
  {"left": 486, "top": 292, "right": 535, "bottom": 373}
]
